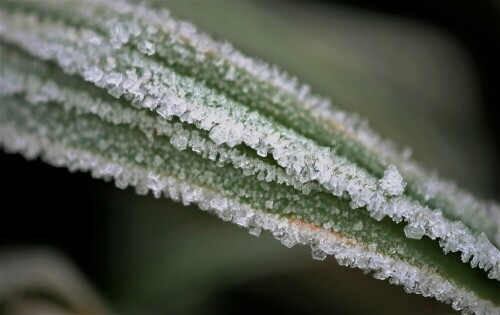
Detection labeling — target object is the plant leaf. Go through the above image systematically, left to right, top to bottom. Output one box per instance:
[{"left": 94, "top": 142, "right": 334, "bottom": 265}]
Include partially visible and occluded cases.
[{"left": 0, "top": 1, "right": 498, "bottom": 314}]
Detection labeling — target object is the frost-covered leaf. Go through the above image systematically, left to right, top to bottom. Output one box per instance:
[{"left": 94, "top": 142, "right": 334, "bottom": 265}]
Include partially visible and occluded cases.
[{"left": 0, "top": 1, "right": 499, "bottom": 314}]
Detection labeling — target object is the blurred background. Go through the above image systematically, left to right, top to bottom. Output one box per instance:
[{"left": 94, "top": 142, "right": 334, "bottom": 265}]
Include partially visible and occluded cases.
[{"left": 1, "top": 1, "right": 499, "bottom": 314}]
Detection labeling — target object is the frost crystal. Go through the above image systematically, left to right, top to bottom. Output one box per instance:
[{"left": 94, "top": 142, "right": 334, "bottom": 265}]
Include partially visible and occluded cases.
[
  {"left": 137, "top": 40, "right": 155, "bottom": 56},
  {"left": 84, "top": 67, "right": 103, "bottom": 83},
  {"left": 208, "top": 124, "right": 229, "bottom": 145},
  {"left": 170, "top": 132, "right": 188, "bottom": 151},
  {"left": 379, "top": 165, "right": 406, "bottom": 196},
  {"left": 265, "top": 200, "right": 274, "bottom": 209},
  {"left": 353, "top": 221, "right": 364, "bottom": 231},
  {"left": 404, "top": 223, "right": 426, "bottom": 240},
  {"left": 311, "top": 248, "right": 327, "bottom": 261}
]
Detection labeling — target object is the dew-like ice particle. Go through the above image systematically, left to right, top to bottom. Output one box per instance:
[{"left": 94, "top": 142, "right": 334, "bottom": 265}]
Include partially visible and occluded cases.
[
  {"left": 138, "top": 40, "right": 155, "bottom": 56},
  {"left": 84, "top": 67, "right": 103, "bottom": 83},
  {"left": 170, "top": 132, "right": 188, "bottom": 151},
  {"left": 379, "top": 164, "right": 406, "bottom": 196},
  {"left": 353, "top": 221, "right": 363, "bottom": 231},
  {"left": 404, "top": 223, "right": 426, "bottom": 240},
  {"left": 311, "top": 248, "right": 327, "bottom": 261}
]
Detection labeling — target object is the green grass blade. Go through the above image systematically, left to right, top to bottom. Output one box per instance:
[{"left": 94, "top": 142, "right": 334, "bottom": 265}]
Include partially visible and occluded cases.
[{"left": 0, "top": 1, "right": 499, "bottom": 313}]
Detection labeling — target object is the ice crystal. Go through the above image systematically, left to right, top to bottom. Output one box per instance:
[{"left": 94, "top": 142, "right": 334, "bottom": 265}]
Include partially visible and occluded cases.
[
  {"left": 137, "top": 40, "right": 155, "bottom": 56},
  {"left": 379, "top": 165, "right": 406, "bottom": 196},
  {"left": 353, "top": 221, "right": 364, "bottom": 231}
]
